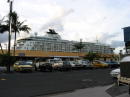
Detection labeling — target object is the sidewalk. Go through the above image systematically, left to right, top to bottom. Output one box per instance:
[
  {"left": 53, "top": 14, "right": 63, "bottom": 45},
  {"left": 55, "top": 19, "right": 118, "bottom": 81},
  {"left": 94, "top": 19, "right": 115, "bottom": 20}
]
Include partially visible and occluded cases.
[
  {"left": 44, "top": 85, "right": 129, "bottom": 97},
  {"left": 44, "top": 85, "right": 112, "bottom": 97}
]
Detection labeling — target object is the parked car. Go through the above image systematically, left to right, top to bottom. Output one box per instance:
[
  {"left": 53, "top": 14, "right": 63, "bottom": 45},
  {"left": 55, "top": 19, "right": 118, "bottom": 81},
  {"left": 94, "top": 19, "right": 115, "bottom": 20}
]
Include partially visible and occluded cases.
[
  {"left": 35, "top": 58, "right": 65, "bottom": 72},
  {"left": 35, "top": 59, "right": 60, "bottom": 71},
  {"left": 52, "top": 60, "right": 63, "bottom": 70},
  {"left": 72, "top": 60, "right": 92, "bottom": 69},
  {"left": 74, "top": 60, "right": 85, "bottom": 69},
  {"left": 82, "top": 60, "right": 93, "bottom": 69},
  {"left": 82, "top": 60, "right": 88, "bottom": 68},
  {"left": 92, "top": 60, "right": 108, "bottom": 68},
  {"left": 13, "top": 61, "right": 35, "bottom": 72},
  {"left": 60, "top": 61, "right": 72, "bottom": 71},
  {"left": 69, "top": 61, "right": 76, "bottom": 68},
  {"left": 106, "top": 61, "right": 120, "bottom": 68},
  {"left": 39, "top": 62, "right": 53, "bottom": 72},
  {"left": 0, "top": 66, "right": 7, "bottom": 73},
  {"left": 110, "top": 68, "right": 120, "bottom": 78}
]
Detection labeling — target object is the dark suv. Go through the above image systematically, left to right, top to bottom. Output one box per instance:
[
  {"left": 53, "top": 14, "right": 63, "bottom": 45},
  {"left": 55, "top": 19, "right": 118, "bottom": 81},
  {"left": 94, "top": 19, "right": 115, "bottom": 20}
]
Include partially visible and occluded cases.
[
  {"left": 61, "top": 61, "right": 72, "bottom": 71},
  {"left": 39, "top": 63, "right": 53, "bottom": 72}
]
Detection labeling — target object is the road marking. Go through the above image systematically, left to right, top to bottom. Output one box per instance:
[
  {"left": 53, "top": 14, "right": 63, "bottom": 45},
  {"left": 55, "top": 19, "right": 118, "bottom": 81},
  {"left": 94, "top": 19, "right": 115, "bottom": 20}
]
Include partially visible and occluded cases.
[{"left": 0, "top": 78, "right": 7, "bottom": 80}]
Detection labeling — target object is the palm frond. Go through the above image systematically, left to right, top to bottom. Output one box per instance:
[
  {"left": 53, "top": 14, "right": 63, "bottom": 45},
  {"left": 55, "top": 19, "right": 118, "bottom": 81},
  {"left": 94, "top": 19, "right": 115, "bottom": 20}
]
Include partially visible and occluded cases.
[
  {"left": 10, "top": 11, "right": 19, "bottom": 24},
  {"left": 0, "top": 16, "right": 5, "bottom": 24},
  {"left": 0, "top": 25, "right": 9, "bottom": 33},
  {"left": 19, "top": 25, "right": 31, "bottom": 33}
]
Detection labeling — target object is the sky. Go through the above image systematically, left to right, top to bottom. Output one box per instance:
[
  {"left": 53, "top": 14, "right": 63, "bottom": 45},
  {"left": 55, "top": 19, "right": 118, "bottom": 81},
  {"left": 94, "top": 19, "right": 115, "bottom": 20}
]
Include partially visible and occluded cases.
[{"left": 0, "top": 0, "right": 130, "bottom": 53}]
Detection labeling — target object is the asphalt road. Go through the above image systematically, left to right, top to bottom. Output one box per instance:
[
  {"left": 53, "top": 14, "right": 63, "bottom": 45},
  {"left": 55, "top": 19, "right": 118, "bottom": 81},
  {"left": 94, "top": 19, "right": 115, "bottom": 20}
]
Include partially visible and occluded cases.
[{"left": 0, "top": 68, "right": 113, "bottom": 97}]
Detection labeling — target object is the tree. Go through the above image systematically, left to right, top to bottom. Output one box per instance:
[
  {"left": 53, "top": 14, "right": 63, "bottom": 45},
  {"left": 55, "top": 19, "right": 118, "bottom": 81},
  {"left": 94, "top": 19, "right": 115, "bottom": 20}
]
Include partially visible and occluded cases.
[
  {"left": 0, "top": 11, "right": 31, "bottom": 55},
  {"left": 0, "top": 11, "right": 31, "bottom": 72},
  {"left": 10, "top": 12, "right": 31, "bottom": 55},
  {"left": 73, "top": 40, "right": 85, "bottom": 52},
  {"left": 84, "top": 52, "right": 100, "bottom": 62},
  {"left": 0, "top": 53, "right": 16, "bottom": 67}
]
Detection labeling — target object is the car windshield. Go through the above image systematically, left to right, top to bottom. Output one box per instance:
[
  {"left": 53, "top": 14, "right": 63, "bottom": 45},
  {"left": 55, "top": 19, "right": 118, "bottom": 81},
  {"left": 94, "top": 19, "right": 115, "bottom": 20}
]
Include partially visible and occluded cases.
[
  {"left": 17, "top": 61, "right": 32, "bottom": 65},
  {"left": 26, "top": 61, "right": 33, "bottom": 64},
  {"left": 63, "top": 61, "right": 70, "bottom": 64},
  {"left": 82, "top": 61, "right": 87, "bottom": 64},
  {"left": 111, "top": 61, "right": 118, "bottom": 63}
]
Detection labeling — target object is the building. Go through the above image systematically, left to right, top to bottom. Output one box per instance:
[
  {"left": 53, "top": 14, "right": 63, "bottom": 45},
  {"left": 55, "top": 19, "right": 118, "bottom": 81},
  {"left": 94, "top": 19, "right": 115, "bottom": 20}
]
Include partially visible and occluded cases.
[
  {"left": 123, "top": 26, "right": 130, "bottom": 54},
  {"left": 16, "top": 30, "right": 114, "bottom": 54}
]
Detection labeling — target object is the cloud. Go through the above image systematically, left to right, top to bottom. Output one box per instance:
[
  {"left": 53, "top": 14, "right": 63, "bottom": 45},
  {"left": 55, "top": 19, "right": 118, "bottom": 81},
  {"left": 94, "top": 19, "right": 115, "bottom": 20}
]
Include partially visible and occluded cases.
[
  {"left": 1, "top": 0, "right": 130, "bottom": 53},
  {"left": 40, "top": 9, "right": 74, "bottom": 32},
  {"left": 0, "top": 14, "right": 1, "bottom": 19},
  {"left": 40, "top": 18, "right": 64, "bottom": 32},
  {"left": 0, "top": 32, "right": 8, "bottom": 43},
  {"left": 0, "top": 32, "right": 16, "bottom": 43},
  {"left": 99, "top": 32, "right": 121, "bottom": 44},
  {"left": 111, "top": 40, "right": 125, "bottom": 48}
]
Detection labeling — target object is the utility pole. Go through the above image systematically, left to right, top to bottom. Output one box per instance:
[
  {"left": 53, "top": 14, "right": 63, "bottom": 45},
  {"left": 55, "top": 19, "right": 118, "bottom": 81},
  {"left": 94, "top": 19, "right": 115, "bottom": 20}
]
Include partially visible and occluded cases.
[
  {"left": 7, "top": 0, "right": 13, "bottom": 72},
  {"left": 8, "top": 0, "right": 13, "bottom": 55}
]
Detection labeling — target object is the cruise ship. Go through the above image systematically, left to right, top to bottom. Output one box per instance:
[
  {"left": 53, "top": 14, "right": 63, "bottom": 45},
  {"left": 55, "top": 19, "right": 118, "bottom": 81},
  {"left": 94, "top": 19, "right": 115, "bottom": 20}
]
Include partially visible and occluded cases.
[{"left": 16, "top": 29, "right": 114, "bottom": 54}]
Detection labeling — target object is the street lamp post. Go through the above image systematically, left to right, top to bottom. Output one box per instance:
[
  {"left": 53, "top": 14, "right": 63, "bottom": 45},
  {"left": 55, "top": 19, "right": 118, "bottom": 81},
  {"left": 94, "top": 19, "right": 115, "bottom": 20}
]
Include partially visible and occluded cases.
[{"left": 119, "top": 50, "right": 123, "bottom": 61}]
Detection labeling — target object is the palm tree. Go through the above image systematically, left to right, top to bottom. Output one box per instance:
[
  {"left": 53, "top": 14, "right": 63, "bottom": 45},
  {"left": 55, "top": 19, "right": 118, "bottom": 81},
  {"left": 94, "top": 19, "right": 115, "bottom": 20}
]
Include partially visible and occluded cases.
[
  {"left": 0, "top": 11, "right": 31, "bottom": 55},
  {"left": 0, "top": 12, "right": 31, "bottom": 72},
  {"left": 10, "top": 12, "right": 31, "bottom": 55},
  {"left": 73, "top": 40, "right": 85, "bottom": 52},
  {"left": 84, "top": 52, "right": 99, "bottom": 62}
]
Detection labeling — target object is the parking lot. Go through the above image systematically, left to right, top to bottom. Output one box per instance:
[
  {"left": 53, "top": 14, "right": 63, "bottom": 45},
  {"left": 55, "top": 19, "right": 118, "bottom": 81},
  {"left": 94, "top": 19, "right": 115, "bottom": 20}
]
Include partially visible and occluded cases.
[{"left": 0, "top": 68, "right": 114, "bottom": 97}]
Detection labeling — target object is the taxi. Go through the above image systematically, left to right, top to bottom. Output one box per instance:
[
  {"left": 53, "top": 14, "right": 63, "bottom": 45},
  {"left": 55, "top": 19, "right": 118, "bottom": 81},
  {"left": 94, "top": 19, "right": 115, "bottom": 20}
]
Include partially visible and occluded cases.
[
  {"left": 92, "top": 60, "right": 108, "bottom": 68},
  {"left": 13, "top": 61, "right": 34, "bottom": 72}
]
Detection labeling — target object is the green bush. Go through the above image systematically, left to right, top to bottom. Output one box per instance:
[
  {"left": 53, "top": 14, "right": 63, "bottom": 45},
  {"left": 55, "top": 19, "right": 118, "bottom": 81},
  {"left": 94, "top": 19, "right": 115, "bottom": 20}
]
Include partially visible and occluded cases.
[{"left": 0, "top": 53, "right": 16, "bottom": 66}]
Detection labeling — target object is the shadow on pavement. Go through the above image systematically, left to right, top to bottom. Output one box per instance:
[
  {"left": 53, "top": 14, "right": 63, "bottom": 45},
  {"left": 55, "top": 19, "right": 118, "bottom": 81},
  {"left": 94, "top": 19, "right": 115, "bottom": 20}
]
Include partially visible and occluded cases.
[{"left": 106, "top": 85, "right": 128, "bottom": 97}]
